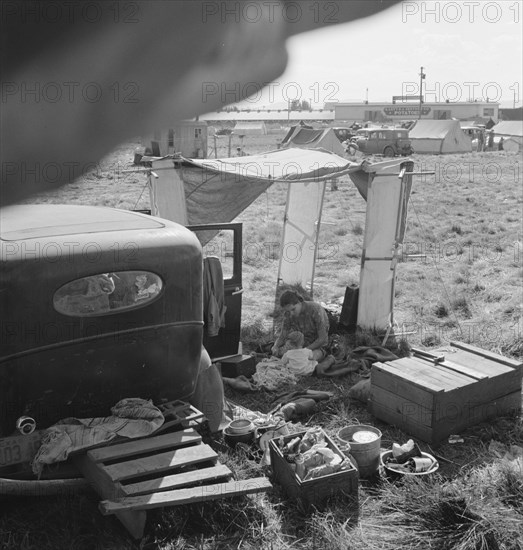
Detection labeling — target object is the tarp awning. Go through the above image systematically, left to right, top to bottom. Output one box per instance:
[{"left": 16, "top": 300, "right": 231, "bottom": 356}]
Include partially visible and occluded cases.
[{"left": 179, "top": 148, "right": 362, "bottom": 226}]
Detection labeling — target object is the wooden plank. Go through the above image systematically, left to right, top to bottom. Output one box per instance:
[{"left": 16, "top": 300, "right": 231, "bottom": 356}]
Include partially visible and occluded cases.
[
  {"left": 450, "top": 341, "right": 523, "bottom": 370},
  {"left": 448, "top": 350, "right": 521, "bottom": 378},
  {"left": 385, "top": 357, "right": 461, "bottom": 391},
  {"left": 396, "top": 357, "right": 475, "bottom": 389},
  {"left": 437, "top": 359, "right": 487, "bottom": 380},
  {"left": 373, "top": 361, "right": 444, "bottom": 394},
  {"left": 371, "top": 363, "right": 435, "bottom": 408},
  {"left": 433, "top": 374, "right": 522, "bottom": 422},
  {"left": 370, "top": 386, "right": 433, "bottom": 427},
  {"left": 372, "top": 390, "right": 522, "bottom": 444},
  {"left": 432, "top": 390, "right": 522, "bottom": 442},
  {"left": 370, "top": 400, "right": 435, "bottom": 442},
  {"left": 87, "top": 429, "right": 201, "bottom": 463},
  {"left": 103, "top": 444, "right": 217, "bottom": 482},
  {"left": 72, "top": 454, "right": 146, "bottom": 540},
  {"left": 122, "top": 464, "right": 232, "bottom": 496},
  {"left": 100, "top": 477, "right": 273, "bottom": 514}
]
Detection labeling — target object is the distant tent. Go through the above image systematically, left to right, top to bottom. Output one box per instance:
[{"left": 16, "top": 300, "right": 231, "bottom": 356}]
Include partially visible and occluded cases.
[
  {"left": 499, "top": 107, "right": 523, "bottom": 121},
  {"left": 459, "top": 115, "right": 494, "bottom": 128},
  {"left": 408, "top": 120, "right": 472, "bottom": 154},
  {"left": 234, "top": 121, "right": 267, "bottom": 135},
  {"left": 492, "top": 121, "right": 523, "bottom": 152},
  {"left": 492, "top": 121, "right": 523, "bottom": 139},
  {"left": 280, "top": 126, "right": 346, "bottom": 156}
]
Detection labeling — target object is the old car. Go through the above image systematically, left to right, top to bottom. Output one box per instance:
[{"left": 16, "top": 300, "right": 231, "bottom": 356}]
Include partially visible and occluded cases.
[
  {"left": 331, "top": 126, "right": 356, "bottom": 143},
  {"left": 352, "top": 127, "right": 413, "bottom": 156},
  {"left": 0, "top": 204, "right": 240, "bottom": 484}
]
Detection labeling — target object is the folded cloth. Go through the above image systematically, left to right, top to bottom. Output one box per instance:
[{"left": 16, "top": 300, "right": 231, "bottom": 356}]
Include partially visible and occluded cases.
[{"left": 32, "top": 398, "right": 164, "bottom": 476}]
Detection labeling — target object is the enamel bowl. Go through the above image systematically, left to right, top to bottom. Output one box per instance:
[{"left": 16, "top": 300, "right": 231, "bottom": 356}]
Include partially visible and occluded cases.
[{"left": 227, "top": 419, "right": 255, "bottom": 435}]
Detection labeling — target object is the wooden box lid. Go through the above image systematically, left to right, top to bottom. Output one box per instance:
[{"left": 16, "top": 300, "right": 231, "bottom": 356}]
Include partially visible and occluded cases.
[{"left": 375, "top": 341, "right": 522, "bottom": 394}]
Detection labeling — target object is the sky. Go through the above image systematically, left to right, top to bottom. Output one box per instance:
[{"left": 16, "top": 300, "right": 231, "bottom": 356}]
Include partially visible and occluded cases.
[{"left": 235, "top": 1, "right": 522, "bottom": 109}]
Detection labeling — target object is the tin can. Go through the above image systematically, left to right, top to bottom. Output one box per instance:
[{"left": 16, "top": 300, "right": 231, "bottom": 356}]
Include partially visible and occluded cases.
[{"left": 410, "top": 457, "right": 433, "bottom": 472}]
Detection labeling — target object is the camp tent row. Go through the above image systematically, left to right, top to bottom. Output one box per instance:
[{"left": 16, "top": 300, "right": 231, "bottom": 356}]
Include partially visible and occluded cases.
[
  {"left": 408, "top": 119, "right": 472, "bottom": 154},
  {"left": 491, "top": 121, "right": 523, "bottom": 153},
  {"left": 280, "top": 126, "right": 346, "bottom": 156},
  {"left": 148, "top": 148, "right": 413, "bottom": 332}
]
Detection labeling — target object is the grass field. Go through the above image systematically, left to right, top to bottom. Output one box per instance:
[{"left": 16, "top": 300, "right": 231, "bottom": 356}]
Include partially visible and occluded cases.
[{"left": 3, "top": 132, "right": 522, "bottom": 549}]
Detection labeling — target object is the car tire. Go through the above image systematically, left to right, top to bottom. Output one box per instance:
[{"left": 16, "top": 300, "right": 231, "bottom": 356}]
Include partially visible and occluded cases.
[{"left": 383, "top": 146, "right": 395, "bottom": 157}]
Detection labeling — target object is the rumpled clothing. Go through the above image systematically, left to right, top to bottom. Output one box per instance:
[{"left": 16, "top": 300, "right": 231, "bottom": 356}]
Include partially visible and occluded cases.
[
  {"left": 203, "top": 256, "right": 227, "bottom": 337},
  {"left": 350, "top": 346, "right": 399, "bottom": 375},
  {"left": 351, "top": 346, "right": 398, "bottom": 364},
  {"left": 252, "top": 358, "right": 298, "bottom": 390},
  {"left": 270, "top": 389, "right": 333, "bottom": 412},
  {"left": 32, "top": 398, "right": 164, "bottom": 476}
]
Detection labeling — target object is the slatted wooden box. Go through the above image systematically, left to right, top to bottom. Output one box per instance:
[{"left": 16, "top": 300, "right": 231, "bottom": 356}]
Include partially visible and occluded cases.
[
  {"left": 370, "top": 341, "right": 522, "bottom": 444},
  {"left": 219, "top": 354, "right": 256, "bottom": 378},
  {"left": 73, "top": 427, "right": 272, "bottom": 539},
  {"left": 269, "top": 430, "right": 358, "bottom": 510}
]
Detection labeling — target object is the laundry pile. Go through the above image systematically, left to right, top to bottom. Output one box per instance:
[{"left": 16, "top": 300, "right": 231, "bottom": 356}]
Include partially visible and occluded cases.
[{"left": 32, "top": 398, "right": 164, "bottom": 476}]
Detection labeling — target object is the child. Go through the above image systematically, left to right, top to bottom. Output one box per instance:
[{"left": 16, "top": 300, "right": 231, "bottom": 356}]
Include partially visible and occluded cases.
[
  {"left": 281, "top": 330, "right": 359, "bottom": 379},
  {"left": 281, "top": 331, "right": 318, "bottom": 376}
]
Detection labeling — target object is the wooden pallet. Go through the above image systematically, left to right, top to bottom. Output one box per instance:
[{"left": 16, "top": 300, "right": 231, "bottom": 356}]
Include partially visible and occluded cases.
[{"left": 72, "top": 427, "right": 272, "bottom": 539}]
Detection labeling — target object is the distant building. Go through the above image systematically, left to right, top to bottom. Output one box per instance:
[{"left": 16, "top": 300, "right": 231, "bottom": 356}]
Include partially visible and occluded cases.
[
  {"left": 330, "top": 101, "right": 499, "bottom": 124},
  {"left": 200, "top": 109, "right": 336, "bottom": 123},
  {"left": 142, "top": 120, "right": 208, "bottom": 158}
]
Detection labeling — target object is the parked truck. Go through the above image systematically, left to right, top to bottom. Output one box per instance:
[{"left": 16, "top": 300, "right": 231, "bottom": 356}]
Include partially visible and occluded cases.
[{"left": 0, "top": 204, "right": 233, "bottom": 485}]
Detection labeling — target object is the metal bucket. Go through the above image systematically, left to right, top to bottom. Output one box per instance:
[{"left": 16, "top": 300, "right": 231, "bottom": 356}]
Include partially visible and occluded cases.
[{"left": 337, "top": 425, "right": 382, "bottom": 478}]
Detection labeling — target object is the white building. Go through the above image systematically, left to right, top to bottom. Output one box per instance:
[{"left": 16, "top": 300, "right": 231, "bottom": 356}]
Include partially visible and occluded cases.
[{"left": 330, "top": 101, "right": 499, "bottom": 124}]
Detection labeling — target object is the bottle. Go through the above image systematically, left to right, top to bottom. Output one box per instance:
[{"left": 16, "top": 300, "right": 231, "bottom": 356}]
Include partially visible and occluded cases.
[{"left": 295, "top": 455, "right": 306, "bottom": 479}]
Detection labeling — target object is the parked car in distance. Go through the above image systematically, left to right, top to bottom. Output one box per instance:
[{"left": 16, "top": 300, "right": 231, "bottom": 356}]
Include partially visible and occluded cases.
[
  {"left": 331, "top": 127, "right": 356, "bottom": 143},
  {"left": 352, "top": 128, "right": 413, "bottom": 156}
]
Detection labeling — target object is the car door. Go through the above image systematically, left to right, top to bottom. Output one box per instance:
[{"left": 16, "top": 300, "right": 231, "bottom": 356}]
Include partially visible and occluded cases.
[
  {"left": 368, "top": 131, "right": 380, "bottom": 154},
  {"left": 187, "top": 223, "right": 243, "bottom": 360}
]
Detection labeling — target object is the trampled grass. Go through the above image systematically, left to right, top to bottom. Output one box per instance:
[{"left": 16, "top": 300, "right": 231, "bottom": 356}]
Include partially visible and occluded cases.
[{"left": 4, "top": 132, "right": 522, "bottom": 549}]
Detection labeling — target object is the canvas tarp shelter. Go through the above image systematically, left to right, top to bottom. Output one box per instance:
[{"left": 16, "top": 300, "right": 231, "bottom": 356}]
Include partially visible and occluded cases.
[
  {"left": 409, "top": 119, "right": 472, "bottom": 154},
  {"left": 234, "top": 121, "right": 267, "bottom": 135},
  {"left": 491, "top": 121, "right": 523, "bottom": 153},
  {"left": 492, "top": 121, "right": 523, "bottom": 152},
  {"left": 492, "top": 121, "right": 523, "bottom": 138},
  {"left": 280, "top": 127, "right": 346, "bottom": 156},
  {"left": 176, "top": 148, "right": 359, "bottom": 227},
  {"left": 148, "top": 149, "right": 413, "bottom": 330}
]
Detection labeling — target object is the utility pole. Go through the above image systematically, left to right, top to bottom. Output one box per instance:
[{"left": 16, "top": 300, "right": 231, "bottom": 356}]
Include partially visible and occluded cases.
[{"left": 419, "top": 66, "right": 425, "bottom": 119}]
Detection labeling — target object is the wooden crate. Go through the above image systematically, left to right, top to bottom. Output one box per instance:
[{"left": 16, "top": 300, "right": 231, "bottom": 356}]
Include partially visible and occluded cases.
[
  {"left": 370, "top": 341, "right": 523, "bottom": 444},
  {"left": 220, "top": 355, "right": 256, "bottom": 378},
  {"left": 73, "top": 427, "right": 272, "bottom": 539},
  {"left": 269, "top": 430, "right": 358, "bottom": 510}
]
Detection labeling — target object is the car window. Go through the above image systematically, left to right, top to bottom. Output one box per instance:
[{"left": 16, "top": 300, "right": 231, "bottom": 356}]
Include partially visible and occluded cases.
[{"left": 54, "top": 271, "right": 163, "bottom": 316}]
